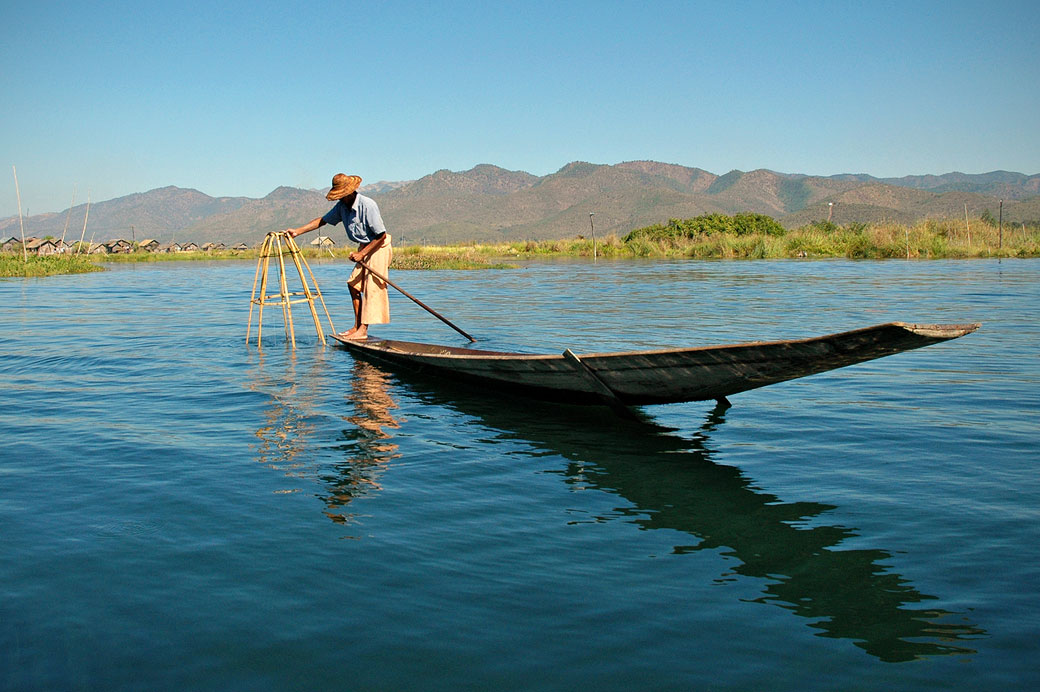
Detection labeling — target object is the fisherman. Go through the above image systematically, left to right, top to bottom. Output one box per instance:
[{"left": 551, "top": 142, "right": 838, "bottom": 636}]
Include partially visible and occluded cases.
[{"left": 285, "top": 173, "right": 392, "bottom": 340}]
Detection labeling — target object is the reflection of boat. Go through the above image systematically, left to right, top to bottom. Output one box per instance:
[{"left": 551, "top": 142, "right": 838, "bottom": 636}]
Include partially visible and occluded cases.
[
  {"left": 332, "top": 322, "right": 979, "bottom": 408},
  {"left": 366, "top": 372, "right": 985, "bottom": 662}
]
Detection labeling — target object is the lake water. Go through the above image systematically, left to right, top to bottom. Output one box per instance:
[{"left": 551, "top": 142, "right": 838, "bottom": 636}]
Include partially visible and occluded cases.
[{"left": 2, "top": 258, "right": 1038, "bottom": 690}]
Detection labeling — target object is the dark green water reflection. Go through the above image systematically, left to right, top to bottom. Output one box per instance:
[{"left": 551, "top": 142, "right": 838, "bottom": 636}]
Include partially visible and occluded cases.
[{"left": 325, "top": 361, "right": 985, "bottom": 663}]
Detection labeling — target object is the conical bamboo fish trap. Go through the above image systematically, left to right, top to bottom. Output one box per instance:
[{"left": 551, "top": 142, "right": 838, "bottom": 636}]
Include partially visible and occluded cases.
[{"left": 247, "top": 232, "right": 336, "bottom": 348}]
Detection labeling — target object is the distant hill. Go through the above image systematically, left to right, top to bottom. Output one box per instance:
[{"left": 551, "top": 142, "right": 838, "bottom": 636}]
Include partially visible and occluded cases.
[
  {"left": 2, "top": 163, "right": 1037, "bottom": 245},
  {"left": 876, "top": 170, "right": 1040, "bottom": 199},
  {"left": 359, "top": 179, "right": 411, "bottom": 195},
  {"left": 0, "top": 186, "right": 251, "bottom": 244},
  {"left": 186, "top": 187, "right": 330, "bottom": 242}
]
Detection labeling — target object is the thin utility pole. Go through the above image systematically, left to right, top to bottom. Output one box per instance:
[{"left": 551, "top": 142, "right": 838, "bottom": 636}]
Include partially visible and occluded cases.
[
  {"left": 12, "top": 166, "right": 28, "bottom": 263},
  {"left": 998, "top": 199, "right": 1003, "bottom": 250},
  {"left": 964, "top": 202, "right": 971, "bottom": 248},
  {"left": 589, "top": 212, "right": 596, "bottom": 261}
]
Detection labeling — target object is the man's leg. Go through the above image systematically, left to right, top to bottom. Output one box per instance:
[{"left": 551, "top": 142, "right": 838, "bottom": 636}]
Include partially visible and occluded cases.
[
  {"left": 357, "top": 243, "right": 391, "bottom": 337},
  {"left": 340, "top": 271, "right": 365, "bottom": 338},
  {"left": 346, "top": 286, "right": 369, "bottom": 339}
]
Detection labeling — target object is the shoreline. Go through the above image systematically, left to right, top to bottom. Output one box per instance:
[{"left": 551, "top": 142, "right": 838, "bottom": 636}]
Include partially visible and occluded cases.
[{"left": 4, "top": 218, "right": 1038, "bottom": 278}]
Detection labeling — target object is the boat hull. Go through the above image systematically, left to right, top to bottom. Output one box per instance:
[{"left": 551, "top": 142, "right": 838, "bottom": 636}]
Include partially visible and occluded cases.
[{"left": 332, "top": 322, "right": 979, "bottom": 407}]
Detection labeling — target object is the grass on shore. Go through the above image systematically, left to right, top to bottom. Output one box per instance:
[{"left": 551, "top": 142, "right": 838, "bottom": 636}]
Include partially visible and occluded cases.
[
  {"left": 4, "top": 218, "right": 1037, "bottom": 278},
  {"left": 500, "top": 219, "right": 1039, "bottom": 260},
  {"left": 0, "top": 245, "right": 516, "bottom": 277},
  {"left": 95, "top": 245, "right": 519, "bottom": 270},
  {"left": 0, "top": 254, "right": 105, "bottom": 278}
]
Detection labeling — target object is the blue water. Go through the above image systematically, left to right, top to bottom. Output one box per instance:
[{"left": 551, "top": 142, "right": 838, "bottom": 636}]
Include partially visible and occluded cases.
[{"left": 2, "top": 258, "right": 1038, "bottom": 690}]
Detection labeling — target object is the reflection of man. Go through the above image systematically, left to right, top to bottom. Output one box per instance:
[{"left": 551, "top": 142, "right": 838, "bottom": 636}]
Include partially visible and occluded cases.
[
  {"left": 285, "top": 173, "right": 392, "bottom": 340},
  {"left": 250, "top": 356, "right": 400, "bottom": 529},
  {"left": 323, "top": 361, "right": 401, "bottom": 525},
  {"left": 348, "top": 361, "right": 400, "bottom": 438}
]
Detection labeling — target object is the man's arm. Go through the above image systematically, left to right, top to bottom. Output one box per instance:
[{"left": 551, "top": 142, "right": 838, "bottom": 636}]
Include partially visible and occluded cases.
[
  {"left": 285, "top": 217, "right": 326, "bottom": 238},
  {"left": 350, "top": 233, "right": 386, "bottom": 263}
]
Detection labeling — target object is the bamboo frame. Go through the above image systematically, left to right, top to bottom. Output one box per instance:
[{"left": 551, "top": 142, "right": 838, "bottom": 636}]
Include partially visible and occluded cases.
[{"left": 247, "top": 231, "right": 336, "bottom": 348}]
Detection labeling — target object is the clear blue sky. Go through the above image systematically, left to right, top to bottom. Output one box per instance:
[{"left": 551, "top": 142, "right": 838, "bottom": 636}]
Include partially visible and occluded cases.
[{"left": 2, "top": 0, "right": 1038, "bottom": 219}]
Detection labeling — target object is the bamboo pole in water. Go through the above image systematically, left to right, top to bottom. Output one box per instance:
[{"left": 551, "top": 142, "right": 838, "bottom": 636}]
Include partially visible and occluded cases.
[
  {"left": 12, "top": 166, "right": 27, "bottom": 263},
  {"left": 60, "top": 185, "right": 76, "bottom": 249},
  {"left": 77, "top": 194, "right": 91, "bottom": 254},
  {"left": 246, "top": 234, "right": 269, "bottom": 344},
  {"left": 274, "top": 234, "right": 291, "bottom": 342},
  {"left": 284, "top": 234, "right": 332, "bottom": 345},
  {"left": 257, "top": 235, "right": 272, "bottom": 343},
  {"left": 292, "top": 240, "right": 336, "bottom": 335},
  {"left": 289, "top": 245, "right": 324, "bottom": 344}
]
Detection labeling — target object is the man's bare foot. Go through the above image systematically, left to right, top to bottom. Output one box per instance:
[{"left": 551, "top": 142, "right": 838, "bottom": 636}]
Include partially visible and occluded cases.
[
  {"left": 336, "top": 327, "right": 359, "bottom": 339},
  {"left": 344, "top": 327, "right": 368, "bottom": 340}
]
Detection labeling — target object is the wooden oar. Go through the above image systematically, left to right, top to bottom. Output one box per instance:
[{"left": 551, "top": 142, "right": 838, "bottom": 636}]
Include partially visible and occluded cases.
[{"left": 354, "top": 258, "right": 477, "bottom": 342}]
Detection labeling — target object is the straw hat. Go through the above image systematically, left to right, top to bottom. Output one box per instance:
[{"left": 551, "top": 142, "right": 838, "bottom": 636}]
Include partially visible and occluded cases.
[{"left": 326, "top": 173, "right": 362, "bottom": 201}]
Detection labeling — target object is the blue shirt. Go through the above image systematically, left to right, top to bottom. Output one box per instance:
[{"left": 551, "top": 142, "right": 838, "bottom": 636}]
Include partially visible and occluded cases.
[{"left": 321, "top": 193, "right": 387, "bottom": 245}]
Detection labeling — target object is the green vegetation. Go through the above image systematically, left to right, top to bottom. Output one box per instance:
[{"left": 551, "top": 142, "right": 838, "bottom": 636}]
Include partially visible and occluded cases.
[
  {"left": 705, "top": 169, "right": 743, "bottom": 194},
  {"left": 777, "top": 179, "right": 811, "bottom": 211},
  {"left": 624, "top": 213, "right": 787, "bottom": 242},
  {"left": 4, "top": 214, "right": 1038, "bottom": 278},
  {"left": 500, "top": 215, "right": 1039, "bottom": 260},
  {"left": 391, "top": 244, "right": 517, "bottom": 269},
  {"left": 0, "top": 245, "right": 513, "bottom": 277},
  {"left": 97, "top": 245, "right": 514, "bottom": 269},
  {"left": 99, "top": 249, "right": 258, "bottom": 263},
  {"left": 0, "top": 254, "right": 104, "bottom": 278}
]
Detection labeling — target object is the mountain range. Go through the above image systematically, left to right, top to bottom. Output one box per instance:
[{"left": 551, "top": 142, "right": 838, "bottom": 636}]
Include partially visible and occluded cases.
[{"left": 3, "top": 162, "right": 1037, "bottom": 246}]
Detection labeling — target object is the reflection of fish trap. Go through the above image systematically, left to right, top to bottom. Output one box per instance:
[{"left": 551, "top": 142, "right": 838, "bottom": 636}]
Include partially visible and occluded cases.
[{"left": 247, "top": 232, "right": 336, "bottom": 348}]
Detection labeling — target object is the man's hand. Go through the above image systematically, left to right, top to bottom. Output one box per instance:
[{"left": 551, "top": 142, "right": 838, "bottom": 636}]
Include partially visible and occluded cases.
[
  {"left": 284, "top": 229, "right": 296, "bottom": 238},
  {"left": 349, "top": 250, "right": 364, "bottom": 263}
]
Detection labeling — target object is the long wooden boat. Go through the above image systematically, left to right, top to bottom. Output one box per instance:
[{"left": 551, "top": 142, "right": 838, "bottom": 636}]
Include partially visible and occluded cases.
[{"left": 331, "top": 322, "right": 979, "bottom": 408}]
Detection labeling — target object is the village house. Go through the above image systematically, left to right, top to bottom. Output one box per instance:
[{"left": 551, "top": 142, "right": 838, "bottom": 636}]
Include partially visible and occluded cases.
[
  {"left": 311, "top": 235, "right": 337, "bottom": 249},
  {"left": 2, "top": 236, "right": 24, "bottom": 252},
  {"left": 24, "top": 238, "right": 65, "bottom": 256},
  {"left": 138, "top": 238, "right": 160, "bottom": 252},
  {"left": 105, "top": 239, "right": 133, "bottom": 254},
  {"left": 180, "top": 242, "right": 199, "bottom": 252},
  {"left": 231, "top": 242, "right": 249, "bottom": 251}
]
